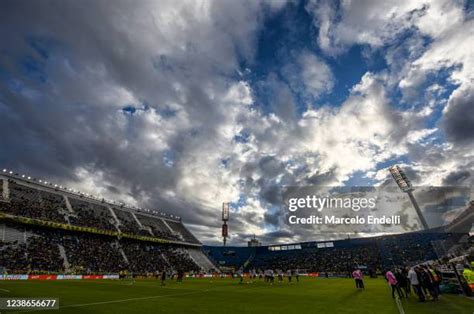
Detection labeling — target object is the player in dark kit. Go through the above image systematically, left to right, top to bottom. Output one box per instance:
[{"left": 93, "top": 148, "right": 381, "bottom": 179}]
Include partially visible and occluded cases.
[
  {"left": 161, "top": 269, "right": 167, "bottom": 286},
  {"left": 294, "top": 269, "right": 300, "bottom": 283},
  {"left": 177, "top": 270, "right": 184, "bottom": 283}
]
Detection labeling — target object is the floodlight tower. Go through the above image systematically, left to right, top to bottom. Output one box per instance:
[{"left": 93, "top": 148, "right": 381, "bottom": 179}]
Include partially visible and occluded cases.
[
  {"left": 388, "top": 165, "right": 429, "bottom": 230},
  {"left": 222, "top": 202, "right": 230, "bottom": 246}
]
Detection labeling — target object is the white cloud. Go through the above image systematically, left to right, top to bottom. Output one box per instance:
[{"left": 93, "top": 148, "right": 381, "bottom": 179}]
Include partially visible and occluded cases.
[
  {"left": 306, "top": 0, "right": 466, "bottom": 55},
  {"left": 299, "top": 52, "right": 334, "bottom": 96}
]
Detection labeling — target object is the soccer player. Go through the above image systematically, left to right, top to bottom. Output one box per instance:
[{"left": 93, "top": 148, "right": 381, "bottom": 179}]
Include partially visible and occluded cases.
[
  {"left": 294, "top": 268, "right": 300, "bottom": 283},
  {"left": 352, "top": 268, "right": 364, "bottom": 289},
  {"left": 160, "top": 269, "right": 167, "bottom": 286},
  {"left": 177, "top": 269, "right": 184, "bottom": 283},
  {"left": 237, "top": 269, "right": 244, "bottom": 284},
  {"left": 250, "top": 269, "right": 256, "bottom": 283},
  {"left": 269, "top": 269, "right": 274, "bottom": 284},
  {"left": 278, "top": 269, "right": 283, "bottom": 283},
  {"left": 287, "top": 269, "right": 292, "bottom": 283}
]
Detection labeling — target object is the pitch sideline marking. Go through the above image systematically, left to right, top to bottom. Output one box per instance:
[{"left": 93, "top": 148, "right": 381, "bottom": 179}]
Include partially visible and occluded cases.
[
  {"left": 59, "top": 282, "right": 271, "bottom": 310},
  {"left": 386, "top": 283, "right": 405, "bottom": 314},
  {"left": 0, "top": 288, "right": 10, "bottom": 292},
  {"left": 60, "top": 289, "right": 209, "bottom": 309},
  {"left": 394, "top": 295, "right": 405, "bottom": 314}
]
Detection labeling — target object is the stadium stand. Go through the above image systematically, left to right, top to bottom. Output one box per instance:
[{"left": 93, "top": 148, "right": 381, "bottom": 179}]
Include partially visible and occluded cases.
[
  {"left": 0, "top": 172, "right": 216, "bottom": 274},
  {"left": 3, "top": 181, "right": 68, "bottom": 223},
  {"left": 68, "top": 198, "right": 117, "bottom": 232},
  {"left": 113, "top": 208, "right": 145, "bottom": 235},
  {"left": 135, "top": 213, "right": 178, "bottom": 240},
  {"left": 166, "top": 220, "right": 200, "bottom": 243},
  {"left": 0, "top": 222, "right": 203, "bottom": 274},
  {"left": 204, "top": 228, "right": 470, "bottom": 274},
  {"left": 204, "top": 246, "right": 256, "bottom": 268}
]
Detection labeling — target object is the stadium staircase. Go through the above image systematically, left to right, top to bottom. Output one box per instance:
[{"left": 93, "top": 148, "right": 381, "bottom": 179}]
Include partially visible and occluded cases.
[
  {"left": 1, "top": 179, "right": 8, "bottom": 200},
  {"left": 63, "top": 195, "right": 74, "bottom": 213},
  {"left": 106, "top": 207, "right": 122, "bottom": 232},
  {"left": 107, "top": 207, "right": 121, "bottom": 226},
  {"left": 131, "top": 212, "right": 154, "bottom": 236},
  {"left": 161, "top": 219, "right": 175, "bottom": 233},
  {"left": 116, "top": 241, "right": 129, "bottom": 264},
  {"left": 58, "top": 244, "right": 71, "bottom": 272},
  {"left": 188, "top": 248, "right": 218, "bottom": 272}
]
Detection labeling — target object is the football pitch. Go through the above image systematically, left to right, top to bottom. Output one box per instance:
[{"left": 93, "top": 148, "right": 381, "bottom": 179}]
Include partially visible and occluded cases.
[{"left": 0, "top": 277, "right": 472, "bottom": 314}]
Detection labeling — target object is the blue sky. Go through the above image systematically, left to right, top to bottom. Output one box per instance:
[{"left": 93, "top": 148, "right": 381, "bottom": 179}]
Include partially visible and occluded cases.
[{"left": 0, "top": 0, "right": 473, "bottom": 244}]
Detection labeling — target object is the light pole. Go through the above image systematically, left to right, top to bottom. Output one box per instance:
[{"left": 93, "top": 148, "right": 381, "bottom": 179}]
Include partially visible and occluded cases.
[
  {"left": 388, "top": 165, "right": 429, "bottom": 230},
  {"left": 222, "top": 202, "right": 230, "bottom": 246}
]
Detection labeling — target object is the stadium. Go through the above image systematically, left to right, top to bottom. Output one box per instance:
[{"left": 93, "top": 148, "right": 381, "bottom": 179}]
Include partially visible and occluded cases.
[
  {"left": 1, "top": 0, "right": 474, "bottom": 313},
  {"left": 0, "top": 170, "right": 473, "bottom": 313}
]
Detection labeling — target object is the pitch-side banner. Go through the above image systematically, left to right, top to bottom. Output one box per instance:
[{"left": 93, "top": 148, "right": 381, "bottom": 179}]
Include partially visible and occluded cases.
[
  {"left": 0, "top": 274, "right": 120, "bottom": 280},
  {"left": 0, "top": 275, "right": 28, "bottom": 280}
]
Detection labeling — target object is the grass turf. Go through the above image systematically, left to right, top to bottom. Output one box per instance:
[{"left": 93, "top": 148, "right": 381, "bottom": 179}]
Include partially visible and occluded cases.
[{"left": 0, "top": 277, "right": 472, "bottom": 313}]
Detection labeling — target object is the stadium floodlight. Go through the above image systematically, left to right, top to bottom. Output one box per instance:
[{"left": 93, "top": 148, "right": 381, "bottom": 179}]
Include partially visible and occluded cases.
[
  {"left": 388, "top": 165, "right": 429, "bottom": 230},
  {"left": 388, "top": 165, "right": 413, "bottom": 192},
  {"left": 2, "top": 169, "right": 6, "bottom": 172},
  {"left": 9, "top": 171, "right": 13, "bottom": 174},
  {"left": 22, "top": 175, "right": 25, "bottom": 178},
  {"left": 27, "top": 176, "right": 31, "bottom": 180},
  {"left": 222, "top": 202, "right": 230, "bottom": 246},
  {"left": 222, "top": 203, "right": 230, "bottom": 221}
]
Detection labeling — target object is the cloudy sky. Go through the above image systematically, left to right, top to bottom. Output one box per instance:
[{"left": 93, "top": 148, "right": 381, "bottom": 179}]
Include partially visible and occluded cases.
[{"left": 0, "top": 0, "right": 473, "bottom": 245}]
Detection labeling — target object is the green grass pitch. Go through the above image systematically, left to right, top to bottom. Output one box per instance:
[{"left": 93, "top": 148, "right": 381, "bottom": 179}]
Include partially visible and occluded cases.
[{"left": 0, "top": 277, "right": 472, "bottom": 313}]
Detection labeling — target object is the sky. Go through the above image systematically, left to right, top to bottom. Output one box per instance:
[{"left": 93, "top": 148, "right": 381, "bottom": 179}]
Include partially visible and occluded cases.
[{"left": 0, "top": 0, "right": 473, "bottom": 245}]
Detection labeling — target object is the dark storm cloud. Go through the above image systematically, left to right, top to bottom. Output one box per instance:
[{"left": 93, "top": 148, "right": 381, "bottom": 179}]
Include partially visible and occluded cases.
[
  {"left": 442, "top": 87, "right": 474, "bottom": 145},
  {"left": 305, "top": 169, "right": 337, "bottom": 185},
  {"left": 442, "top": 170, "right": 471, "bottom": 185},
  {"left": 264, "top": 211, "right": 280, "bottom": 227}
]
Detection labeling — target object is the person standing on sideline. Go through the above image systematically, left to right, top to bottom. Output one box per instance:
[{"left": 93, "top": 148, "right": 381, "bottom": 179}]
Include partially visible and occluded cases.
[
  {"left": 462, "top": 264, "right": 474, "bottom": 294},
  {"left": 420, "top": 265, "right": 438, "bottom": 300},
  {"left": 429, "top": 265, "right": 442, "bottom": 295},
  {"left": 408, "top": 267, "right": 425, "bottom": 302},
  {"left": 352, "top": 268, "right": 364, "bottom": 289},
  {"left": 386, "top": 269, "right": 404, "bottom": 299},
  {"left": 395, "top": 269, "right": 409, "bottom": 298}
]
